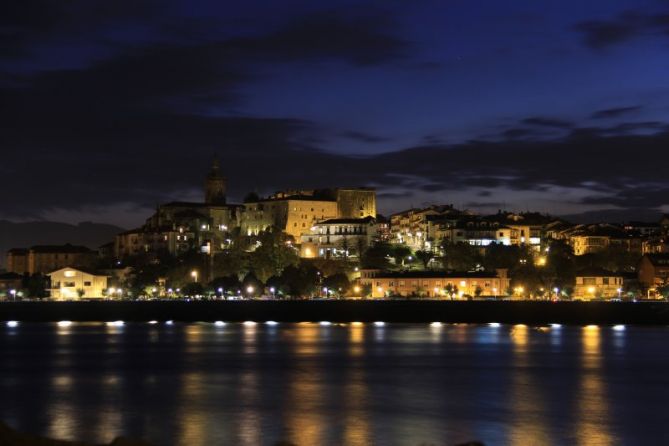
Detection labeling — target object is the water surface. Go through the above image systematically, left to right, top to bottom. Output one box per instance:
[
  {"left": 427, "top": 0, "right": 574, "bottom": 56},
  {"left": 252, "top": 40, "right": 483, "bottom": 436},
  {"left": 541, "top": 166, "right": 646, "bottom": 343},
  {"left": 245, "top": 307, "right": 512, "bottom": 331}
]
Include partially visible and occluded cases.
[{"left": 0, "top": 322, "right": 666, "bottom": 445}]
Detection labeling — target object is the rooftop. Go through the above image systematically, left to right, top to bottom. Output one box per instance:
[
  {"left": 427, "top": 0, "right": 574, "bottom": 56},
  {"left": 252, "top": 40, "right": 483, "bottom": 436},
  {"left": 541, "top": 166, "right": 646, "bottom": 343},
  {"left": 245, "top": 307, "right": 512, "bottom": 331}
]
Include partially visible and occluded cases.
[
  {"left": 317, "top": 216, "right": 376, "bottom": 225},
  {"left": 30, "top": 244, "right": 93, "bottom": 254},
  {"left": 575, "top": 267, "right": 621, "bottom": 277},
  {"left": 372, "top": 270, "right": 502, "bottom": 279}
]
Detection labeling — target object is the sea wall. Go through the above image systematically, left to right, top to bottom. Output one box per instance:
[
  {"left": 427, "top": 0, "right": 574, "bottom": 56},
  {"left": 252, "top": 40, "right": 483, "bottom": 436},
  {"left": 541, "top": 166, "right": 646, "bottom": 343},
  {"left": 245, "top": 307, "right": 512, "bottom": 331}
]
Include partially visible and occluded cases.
[{"left": 1, "top": 300, "right": 669, "bottom": 325}]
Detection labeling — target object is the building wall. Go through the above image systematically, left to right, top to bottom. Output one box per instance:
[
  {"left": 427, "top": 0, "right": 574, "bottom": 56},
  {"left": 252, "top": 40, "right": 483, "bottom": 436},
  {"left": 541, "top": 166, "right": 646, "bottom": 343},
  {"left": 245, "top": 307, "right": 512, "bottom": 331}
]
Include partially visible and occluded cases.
[
  {"left": 336, "top": 188, "right": 376, "bottom": 219},
  {"left": 242, "top": 199, "right": 338, "bottom": 241},
  {"left": 284, "top": 200, "right": 338, "bottom": 240},
  {"left": 300, "top": 220, "right": 377, "bottom": 258},
  {"left": 570, "top": 236, "right": 610, "bottom": 256},
  {"left": 6, "top": 251, "right": 28, "bottom": 274},
  {"left": 27, "top": 251, "right": 96, "bottom": 275},
  {"left": 638, "top": 256, "right": 669, "bottom": 287},
  {"left": 48, "top": 268, "right": 108, "bottom": 300},
  {"left": 361, "top": 273, "right": 510, "bottom": 298},
  {"left": 573, "top": 275, "right": 623, "bottom": 299}
]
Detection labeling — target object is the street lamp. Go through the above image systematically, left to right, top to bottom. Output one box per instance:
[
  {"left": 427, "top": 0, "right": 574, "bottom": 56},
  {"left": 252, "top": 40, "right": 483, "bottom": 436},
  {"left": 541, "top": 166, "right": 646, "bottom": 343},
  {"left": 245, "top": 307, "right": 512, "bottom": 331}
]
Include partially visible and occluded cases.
[
  {"left": 191, "top": 270, "right": 198, "bottom": 283},
  {"left": 246, "top": 285, "right": 254, "bottom": 297},
  {"left": 269, "top": 287, "right": 276, "bottom": 299},
  {"left": 9, "top": 289, "right": 16, "bottom": 301}
]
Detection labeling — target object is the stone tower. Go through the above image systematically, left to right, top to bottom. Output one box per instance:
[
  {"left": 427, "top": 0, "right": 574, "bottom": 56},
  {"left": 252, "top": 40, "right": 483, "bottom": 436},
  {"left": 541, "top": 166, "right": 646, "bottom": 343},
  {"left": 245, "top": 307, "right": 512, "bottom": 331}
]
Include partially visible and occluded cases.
[{"left": 205, "top": 156, "right": 227, "bottom": 204}]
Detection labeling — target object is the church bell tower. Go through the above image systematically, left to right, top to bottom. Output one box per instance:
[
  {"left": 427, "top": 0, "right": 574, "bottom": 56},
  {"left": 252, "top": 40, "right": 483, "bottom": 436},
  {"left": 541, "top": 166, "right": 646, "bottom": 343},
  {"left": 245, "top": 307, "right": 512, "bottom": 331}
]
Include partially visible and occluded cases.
[{"left": 205, "top": 156, "right": 227, "bottom": 204}]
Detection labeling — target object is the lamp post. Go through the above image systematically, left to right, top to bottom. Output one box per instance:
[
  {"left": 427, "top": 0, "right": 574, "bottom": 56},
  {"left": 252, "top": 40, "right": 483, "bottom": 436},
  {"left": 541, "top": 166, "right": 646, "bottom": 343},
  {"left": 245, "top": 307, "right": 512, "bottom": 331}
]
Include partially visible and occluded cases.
[
  {"left": 191, "top": 270, "right": 198, "bottom": 283},
  {"left": 9, "top": 289, "right": 16, "bottom": 301}
]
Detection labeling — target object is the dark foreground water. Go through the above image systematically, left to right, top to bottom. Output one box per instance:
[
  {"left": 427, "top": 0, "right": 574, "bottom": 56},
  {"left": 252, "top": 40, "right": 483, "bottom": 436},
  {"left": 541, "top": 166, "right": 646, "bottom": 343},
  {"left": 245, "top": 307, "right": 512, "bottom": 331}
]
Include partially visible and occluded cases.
[{"left": 0, "top": 322, "right": 667, "bottom": 445}]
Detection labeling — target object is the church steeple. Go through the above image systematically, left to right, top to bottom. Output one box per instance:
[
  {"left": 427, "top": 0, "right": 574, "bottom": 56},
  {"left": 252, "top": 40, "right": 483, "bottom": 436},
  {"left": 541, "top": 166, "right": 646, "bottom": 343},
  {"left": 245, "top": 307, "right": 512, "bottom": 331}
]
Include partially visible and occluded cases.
[{"left": 205, "top": 156, "right": 227, "bottom": 204}]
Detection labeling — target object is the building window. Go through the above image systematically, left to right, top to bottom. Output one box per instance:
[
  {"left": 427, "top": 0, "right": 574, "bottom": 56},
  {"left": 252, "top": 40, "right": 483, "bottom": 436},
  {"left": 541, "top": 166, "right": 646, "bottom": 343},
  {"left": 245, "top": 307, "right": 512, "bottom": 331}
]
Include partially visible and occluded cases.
[
  {"left": 603, "top": 277, "right": 609, "bottom": 285},
  {"left": 64, "top": 281, "right": 76, "bottom": 288},
  {"left": 84, "top": 281, "right": 91, "bottom": 286}
]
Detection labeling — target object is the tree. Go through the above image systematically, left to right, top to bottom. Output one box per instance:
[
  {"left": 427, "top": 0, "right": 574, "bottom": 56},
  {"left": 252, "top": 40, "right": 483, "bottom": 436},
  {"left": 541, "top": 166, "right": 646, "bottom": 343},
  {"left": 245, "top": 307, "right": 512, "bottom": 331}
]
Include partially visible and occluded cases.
[
  {"left": 248, "top": 227, "right": 300, "bottom": 282},
  {"left": 544, "top": 239, "right": 576, "bottom": 291},
  {"left": 361, "top": 242, "right": 393, "bottom": 269},
  {"left": 441, "top": 242, "right": 482, "bottom": 271},
  {"left": 482, "top": 243, "right": 529, "bottom": 270},
  {"left": 392, "top": 245, "right": 412, "bottom": 267},
  {"left": 213, "top": 250, "right": 249, "bottom": 279},
  {"left": 415, "top": 250, "right": 434, "bottom": 269},
  {"left": 279, "top": 264, "right": 320, "bottom": 298},
  {"left": 510, "top": 264, "right": 544, "bottom": 298},
  {"left": 242, "top": 272, "right": 264, "bottom": 297},
  {"left": 322, "top": 273, "right": 351, "bottom": 298},
  {"left": 22, "top": 274, "right": 48, "bottom": 298},
  {"left": 209, "top": 275, "right": 241, "bottom": 298},
  {"left": 182, "top": 282, "right": 204, "bottom": 297},
  {"left": 444, "top": 283, "right": 458, "bottom": 299},
  {"left": 474, "top": 286, "right": 483, "bottom": 298},
  {"left": 76, "top": 288, "right": 85, "bottom": 298}
]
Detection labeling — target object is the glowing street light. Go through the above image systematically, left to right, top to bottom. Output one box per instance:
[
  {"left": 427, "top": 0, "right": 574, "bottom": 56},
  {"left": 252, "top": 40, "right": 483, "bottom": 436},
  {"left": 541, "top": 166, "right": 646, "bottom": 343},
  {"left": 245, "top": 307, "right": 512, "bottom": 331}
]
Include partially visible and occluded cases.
[
  {"left": 191, "top": 270, "right": 198, "bottom": 283},
  {"left": 246, "top": 285, "right": 255, "bottom": 297}
]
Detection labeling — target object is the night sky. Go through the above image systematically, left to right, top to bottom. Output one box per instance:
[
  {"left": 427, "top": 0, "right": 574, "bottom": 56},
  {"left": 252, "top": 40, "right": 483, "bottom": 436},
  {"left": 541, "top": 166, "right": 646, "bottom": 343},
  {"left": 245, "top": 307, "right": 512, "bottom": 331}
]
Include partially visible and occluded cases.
[{"left": 3, "top": 0, "right": 669, "bottom": 228}]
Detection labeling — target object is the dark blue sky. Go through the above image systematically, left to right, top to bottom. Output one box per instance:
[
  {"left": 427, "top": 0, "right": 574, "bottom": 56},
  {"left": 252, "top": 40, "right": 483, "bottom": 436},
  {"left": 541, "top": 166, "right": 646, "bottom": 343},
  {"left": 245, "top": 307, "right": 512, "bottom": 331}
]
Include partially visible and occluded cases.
[{"left": 2, "top": 0, "right": 669, "bottom": 227}]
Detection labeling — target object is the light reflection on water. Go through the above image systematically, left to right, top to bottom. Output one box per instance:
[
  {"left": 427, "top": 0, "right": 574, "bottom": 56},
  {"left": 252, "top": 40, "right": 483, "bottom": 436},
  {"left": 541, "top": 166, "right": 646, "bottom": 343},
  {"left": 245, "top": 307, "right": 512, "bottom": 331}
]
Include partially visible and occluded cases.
[{"left": 0, "top": 323, "right": 667, "bottom": 445}]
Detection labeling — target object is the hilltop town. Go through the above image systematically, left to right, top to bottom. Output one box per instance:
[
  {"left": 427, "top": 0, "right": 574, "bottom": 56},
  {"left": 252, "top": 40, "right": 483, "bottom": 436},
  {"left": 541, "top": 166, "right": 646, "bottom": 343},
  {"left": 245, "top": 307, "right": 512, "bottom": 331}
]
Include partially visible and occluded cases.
[{"left": 2, "top": 159, "right": 669, "bottom": 301}]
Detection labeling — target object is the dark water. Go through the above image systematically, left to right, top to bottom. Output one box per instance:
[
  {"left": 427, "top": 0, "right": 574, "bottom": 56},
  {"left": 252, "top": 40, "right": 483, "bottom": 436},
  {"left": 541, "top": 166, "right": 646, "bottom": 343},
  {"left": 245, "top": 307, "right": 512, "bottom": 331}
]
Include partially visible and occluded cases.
[{"left": 0, "top": 321, "right": 667, "bottom": 446}]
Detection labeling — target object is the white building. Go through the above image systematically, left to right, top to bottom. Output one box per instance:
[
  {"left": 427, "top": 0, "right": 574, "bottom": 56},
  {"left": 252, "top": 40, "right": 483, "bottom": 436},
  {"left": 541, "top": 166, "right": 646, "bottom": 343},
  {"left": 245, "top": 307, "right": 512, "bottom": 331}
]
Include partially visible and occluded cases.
[
  {"left": 300, "top": 216, "right": 377, "bottom": 258},
  {"left": 48, "top": 267, "right": 109, "bottom": 300}
]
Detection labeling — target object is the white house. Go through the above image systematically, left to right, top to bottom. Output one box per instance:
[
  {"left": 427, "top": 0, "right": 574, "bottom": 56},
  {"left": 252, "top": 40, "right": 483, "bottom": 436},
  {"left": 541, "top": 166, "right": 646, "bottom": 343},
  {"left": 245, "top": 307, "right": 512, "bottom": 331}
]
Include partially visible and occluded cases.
[{"left": 48, "top": 267, "right": 108, "bottom": 300}]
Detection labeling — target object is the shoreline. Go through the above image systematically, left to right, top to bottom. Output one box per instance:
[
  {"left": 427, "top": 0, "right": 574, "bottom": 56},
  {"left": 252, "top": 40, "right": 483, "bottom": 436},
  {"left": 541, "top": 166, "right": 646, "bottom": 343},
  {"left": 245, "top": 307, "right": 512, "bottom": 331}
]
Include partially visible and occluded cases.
[{"left": 2, "top": 300, "right": 669, "bottom": 325}]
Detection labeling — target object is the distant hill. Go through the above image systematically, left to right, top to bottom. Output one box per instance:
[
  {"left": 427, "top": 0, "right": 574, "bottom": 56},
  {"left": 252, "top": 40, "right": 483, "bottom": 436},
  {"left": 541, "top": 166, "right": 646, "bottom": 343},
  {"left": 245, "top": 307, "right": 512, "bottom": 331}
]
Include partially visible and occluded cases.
[{"left": 0, "top": 221, "right": 125, "bottom": 268}]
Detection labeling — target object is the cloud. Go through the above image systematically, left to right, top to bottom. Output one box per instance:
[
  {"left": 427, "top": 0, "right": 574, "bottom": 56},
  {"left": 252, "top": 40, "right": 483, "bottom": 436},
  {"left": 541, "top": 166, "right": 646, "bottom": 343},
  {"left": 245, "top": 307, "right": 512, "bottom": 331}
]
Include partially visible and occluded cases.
[
  {"left": 0, "top": 5, "right": 412, "bottom": 226},
  {"left": 574, "top": 10, "right": 669, "bottom": 49},
  {"left": 237, "top": 11, "right": 407, "bottom": 66},
  {"left": 591, "top": 105, "right": 642, "bottom": 119},
  {"left": 521, "top": 117, "right": 573, "bottom": 128},
  {"left": 340, "top": 130, "right": 390, "bottom": 143},
  {"left": 464, "top": 201, "right": 505, "bottom": 208}
]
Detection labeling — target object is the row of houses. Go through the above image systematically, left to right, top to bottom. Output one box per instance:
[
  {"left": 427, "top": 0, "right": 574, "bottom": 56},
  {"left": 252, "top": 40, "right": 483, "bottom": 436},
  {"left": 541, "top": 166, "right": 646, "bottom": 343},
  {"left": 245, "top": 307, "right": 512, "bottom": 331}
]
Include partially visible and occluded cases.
[
  {"left": 390, "top": 205, "right": 669, "bottom": 257},
  {"left": 3, "top": 252, "right": 669, "bottom": 300},
  {"left": 359, "top": 260, "right": 666, "bottom": 300}
]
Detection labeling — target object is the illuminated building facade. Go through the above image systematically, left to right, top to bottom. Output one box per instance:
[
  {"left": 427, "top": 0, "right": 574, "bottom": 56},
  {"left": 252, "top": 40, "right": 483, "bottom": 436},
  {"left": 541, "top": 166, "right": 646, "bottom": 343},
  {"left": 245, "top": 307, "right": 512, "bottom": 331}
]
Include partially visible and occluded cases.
[
  {"left": 241, "top": 188, "right": 376, "bottom": 241},
  {"left": 300, "top": 216, "right": 377, "bottom": 258},
  {"left": 48, "top": 267, "right": 108, "bottom": 300},
  {"left": 573, "top": 268, "right": 623, "bottom": 300},
  {"left": 360, "top": 269, "right": 510, "bottom": 298}
]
